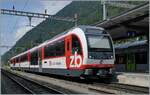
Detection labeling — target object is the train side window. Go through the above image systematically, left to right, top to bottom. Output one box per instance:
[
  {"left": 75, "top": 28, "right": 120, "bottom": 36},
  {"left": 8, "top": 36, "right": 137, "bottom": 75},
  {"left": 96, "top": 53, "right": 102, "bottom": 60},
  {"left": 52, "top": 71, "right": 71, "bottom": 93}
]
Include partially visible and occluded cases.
[
  {"left": 72, "top": 35, "right": 82, "bottom": 54},
  {"left": 44, "top": 39, "right": 65, "bottom": 58},
  {"left": 55, "top": 41, "right": 65, "bottom": 56},
  {"left": 61, "top": 41, "right": 65, "bottom": 55},
  {"left": 45, "top": 44, "right": 55, "bottom": 57},
  {"left": 45, "top": 45, "right": 51, "bottom": 58},
  {"left": 30, "top": 50, "right": 38, "bottom": 65},
  {"left": 20, "top": 54, "right": 27, "bottom": 62},
  {"left": 17, "top": 57, "right": 20, "bottom": 63},
  {"left": 17, "top": 57, "right": 19, "bottom": 63},
  {"left": 15, "top": 58, "right": 16, "bottom": 63},
  {"left": 16, "top": 58, "right": 18, "bottom": 63},
  {"left": 12, "top": 59, "right": 13, "bottom": 63},
  {"left": 13, "top": 59, "right": 15, "bottom": 66},
  {"left": 13, "top": 59, "right": 16, "bottom": 65}
]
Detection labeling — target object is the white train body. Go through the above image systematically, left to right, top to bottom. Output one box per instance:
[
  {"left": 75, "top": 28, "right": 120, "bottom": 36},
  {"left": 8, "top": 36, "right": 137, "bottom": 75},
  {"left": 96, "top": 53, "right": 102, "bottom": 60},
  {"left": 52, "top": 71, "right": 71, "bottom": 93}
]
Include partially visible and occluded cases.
[{"left": 10, "top": 25, "right": 115, "bottom": 78}]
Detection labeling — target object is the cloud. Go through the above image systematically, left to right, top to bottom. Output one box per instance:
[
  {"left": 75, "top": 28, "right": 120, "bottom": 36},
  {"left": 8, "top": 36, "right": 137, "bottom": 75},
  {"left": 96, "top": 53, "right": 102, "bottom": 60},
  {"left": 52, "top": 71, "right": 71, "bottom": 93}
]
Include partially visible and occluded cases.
[
  {"left": 1, "top": 1, "right": 72, "bottom": 55},
  {"left": 14, "top": 1, "right": 72, "bottom": 42},
  {"left": 14, "top": 1, "right": 72, "bottom": 41},
  {"left": 41, "top": 1, "right": 72, "bottom": 15},
  {"left": 31, "top": 18, "right": 44, "bottom": 26},
  {"left": 15, "top": 26, "right": 32, "bottom": 41}
]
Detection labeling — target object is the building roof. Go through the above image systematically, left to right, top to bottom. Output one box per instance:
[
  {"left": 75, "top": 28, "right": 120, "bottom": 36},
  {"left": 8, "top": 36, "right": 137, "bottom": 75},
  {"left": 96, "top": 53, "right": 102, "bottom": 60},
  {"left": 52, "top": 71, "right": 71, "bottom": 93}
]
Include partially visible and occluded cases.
[
  {"left": 94, "top": 3, "right": 149, "bottom": 40},
  {"left": 115, "top": 40, "right": 147, "bottom": 49}
]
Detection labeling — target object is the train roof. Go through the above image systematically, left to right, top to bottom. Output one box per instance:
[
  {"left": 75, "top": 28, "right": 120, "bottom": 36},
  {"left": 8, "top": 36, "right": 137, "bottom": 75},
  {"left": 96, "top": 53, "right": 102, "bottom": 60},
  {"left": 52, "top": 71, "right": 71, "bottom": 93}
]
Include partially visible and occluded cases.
[
  {"left": 10, "top": 25, "right": 105, "bottom": 60},
  {"left": 78, "top": 25, "right": 104, "bottom": 31},
  {"left": 115, "top": 40, "right": 147, "bottom": 49}
]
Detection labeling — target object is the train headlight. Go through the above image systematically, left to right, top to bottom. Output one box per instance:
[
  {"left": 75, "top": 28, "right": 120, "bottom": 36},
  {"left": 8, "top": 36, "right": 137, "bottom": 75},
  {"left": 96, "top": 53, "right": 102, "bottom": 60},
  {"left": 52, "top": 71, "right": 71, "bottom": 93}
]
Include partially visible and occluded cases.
[
  {"left": 89, "top": 55, "right": 92, "bottom": 59},
  {"left": 110, "top": 55, "right": 113, "bottom": 59},
  {"left": 109, "top": 68, "right": 115, "bottom": 74},
  {"left": 84, "top": 69, "right": 93, "bottom": 75},
  {"left": 97, "top": 70, "right": 102, "bottom": 75}
]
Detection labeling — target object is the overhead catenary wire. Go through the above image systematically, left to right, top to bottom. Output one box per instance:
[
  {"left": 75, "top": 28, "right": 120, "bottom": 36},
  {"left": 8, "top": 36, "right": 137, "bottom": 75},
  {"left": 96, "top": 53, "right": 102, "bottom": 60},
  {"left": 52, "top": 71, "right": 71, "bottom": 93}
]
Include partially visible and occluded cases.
[
  {"left": 0, "top": 0, "right": 29, "bottom": 63},
  {"left": 11, "top": 0, "right": 29, "bottom": 34}
]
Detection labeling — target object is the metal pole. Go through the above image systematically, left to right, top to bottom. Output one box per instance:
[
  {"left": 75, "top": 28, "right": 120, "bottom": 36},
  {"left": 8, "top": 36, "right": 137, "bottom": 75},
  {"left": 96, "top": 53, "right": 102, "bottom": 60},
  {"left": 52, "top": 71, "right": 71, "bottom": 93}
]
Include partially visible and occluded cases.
[
  {"left": 102, "top": 0, "right": 107, "bottom": 20},
  {"left": 74, "top": 13, "right": 78, "bottom": 26},
  {"left": 0, "top": 16, "right": 2, "bottom": 68},
  {"left": 28, "top": 16, "right": 32, "bottom": 26},
  {"left": 146, "top": 34, "right": 149, "bottom": 72}
]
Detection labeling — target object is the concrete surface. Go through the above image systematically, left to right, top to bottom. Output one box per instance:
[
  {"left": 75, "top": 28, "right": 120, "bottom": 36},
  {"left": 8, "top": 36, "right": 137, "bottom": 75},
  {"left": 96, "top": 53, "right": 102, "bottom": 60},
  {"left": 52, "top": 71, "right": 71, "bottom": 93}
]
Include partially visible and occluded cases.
[{"left": 116, "top": 72, "right": 149, "bottom": 87}]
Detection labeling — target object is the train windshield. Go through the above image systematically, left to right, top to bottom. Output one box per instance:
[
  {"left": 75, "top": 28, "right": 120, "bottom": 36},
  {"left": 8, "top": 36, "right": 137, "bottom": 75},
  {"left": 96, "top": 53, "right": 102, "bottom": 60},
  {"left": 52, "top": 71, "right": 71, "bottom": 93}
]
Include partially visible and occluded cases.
[
  {"left": 86, "top": 35, "right": 113, "bottom": 59},
  {"left": 87, "top": 35, "right": 113, "bottom": 52},
  {"left": 88, "top": 36, "right": 111, "bottom": 49}
]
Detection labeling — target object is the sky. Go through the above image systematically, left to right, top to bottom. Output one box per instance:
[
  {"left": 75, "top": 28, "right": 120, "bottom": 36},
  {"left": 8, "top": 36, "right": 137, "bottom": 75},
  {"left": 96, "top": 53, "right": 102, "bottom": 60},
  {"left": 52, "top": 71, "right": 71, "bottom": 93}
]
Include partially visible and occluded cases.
[{"left": 0, "top": 0, "right": 72, "bottom": 55}]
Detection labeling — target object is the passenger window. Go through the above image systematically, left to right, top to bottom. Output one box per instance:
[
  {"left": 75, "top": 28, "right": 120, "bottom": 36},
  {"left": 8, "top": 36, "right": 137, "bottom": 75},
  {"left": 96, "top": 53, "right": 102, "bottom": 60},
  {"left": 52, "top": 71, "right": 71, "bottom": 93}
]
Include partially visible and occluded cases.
[
  {"left": 72, "top": 35, "right": 82, "bottom": 54},
  {"left": 44, "top": 39, "right": 65, "bottom": 58},
  {"left": 30, "top": 50, "right": 38, "bottom": 65},
  {"left": 20, "top": 54, "right": 27, "bottom": 62}
]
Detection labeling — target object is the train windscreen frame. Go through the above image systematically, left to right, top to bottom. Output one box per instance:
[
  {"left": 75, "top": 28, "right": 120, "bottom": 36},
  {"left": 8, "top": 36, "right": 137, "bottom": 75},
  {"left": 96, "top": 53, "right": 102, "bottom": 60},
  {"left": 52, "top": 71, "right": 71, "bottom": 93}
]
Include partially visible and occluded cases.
[
  {"left": 85, "top": 28, "right": 114, "bottom": 59},
  {"left": 86, "top": 35, "right": 113, "bottom": 52},
  {"left": 88, "top": 36, "right": 111, "bottom": 49}
]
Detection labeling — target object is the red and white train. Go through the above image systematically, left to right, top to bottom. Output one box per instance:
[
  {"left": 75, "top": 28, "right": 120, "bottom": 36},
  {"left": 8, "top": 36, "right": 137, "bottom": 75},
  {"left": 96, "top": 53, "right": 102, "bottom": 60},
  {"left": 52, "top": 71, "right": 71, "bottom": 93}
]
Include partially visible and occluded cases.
[{"left": 10, "top": 25, "right": 115, "bottom": 78}]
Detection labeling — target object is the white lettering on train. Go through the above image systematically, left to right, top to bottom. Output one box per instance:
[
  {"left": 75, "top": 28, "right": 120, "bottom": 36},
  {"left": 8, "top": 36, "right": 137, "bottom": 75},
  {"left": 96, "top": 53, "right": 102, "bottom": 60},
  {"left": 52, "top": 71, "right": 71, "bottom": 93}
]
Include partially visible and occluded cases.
[{"left": 70, "top": 52, "right": 82, "bottom": 68}]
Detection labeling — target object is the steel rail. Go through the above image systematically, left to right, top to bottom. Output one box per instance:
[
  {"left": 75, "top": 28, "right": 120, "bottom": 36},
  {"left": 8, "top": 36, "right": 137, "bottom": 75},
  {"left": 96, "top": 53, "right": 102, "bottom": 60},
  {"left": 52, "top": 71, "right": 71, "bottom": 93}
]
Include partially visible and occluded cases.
[
  {"left": 2, "top": 69, "right": 63, "bottom": 94},
  {"left": 1, "top": 70, "right": 34, "bottom": 94},
  {"left": 93, "top": 82, "right": 149, "bottom": 94},
  {"left": 110, "top": 83, "right": 149, "bottom": 93}
]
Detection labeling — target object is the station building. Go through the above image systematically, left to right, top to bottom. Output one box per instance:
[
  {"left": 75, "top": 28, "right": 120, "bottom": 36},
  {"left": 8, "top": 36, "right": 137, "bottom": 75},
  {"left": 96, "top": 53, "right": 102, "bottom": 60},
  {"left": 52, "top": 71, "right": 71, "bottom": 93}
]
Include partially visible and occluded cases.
[
  {"left": 94, "top": 3, "right": 149, "bottom": 73},
  {"left": 115, "top": 40, "right": 148, "bottom": 72}
]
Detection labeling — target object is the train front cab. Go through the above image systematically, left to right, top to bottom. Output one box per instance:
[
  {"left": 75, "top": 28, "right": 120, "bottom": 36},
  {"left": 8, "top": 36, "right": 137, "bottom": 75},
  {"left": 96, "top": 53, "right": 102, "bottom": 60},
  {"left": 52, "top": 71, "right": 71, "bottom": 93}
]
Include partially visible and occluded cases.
[
  {"left": 65, "top": 27, "right": 115, "bottom": 79},
  {"left": 82, "top": 28, "right": 115, "bottom": 79},
  {"left": 65, "top": 34, "right": 84, "bottom": 76}
]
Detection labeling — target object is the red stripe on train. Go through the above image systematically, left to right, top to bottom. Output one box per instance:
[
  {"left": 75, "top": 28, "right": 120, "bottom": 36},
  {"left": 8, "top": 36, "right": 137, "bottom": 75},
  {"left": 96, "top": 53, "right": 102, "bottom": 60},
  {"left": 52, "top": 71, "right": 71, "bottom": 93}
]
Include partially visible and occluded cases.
[
  {"left": 69, "top": 64, "right": 114, "bottom": 70},
  {"left": 81, "top": 64, "right": 114, "bottom": 69}
]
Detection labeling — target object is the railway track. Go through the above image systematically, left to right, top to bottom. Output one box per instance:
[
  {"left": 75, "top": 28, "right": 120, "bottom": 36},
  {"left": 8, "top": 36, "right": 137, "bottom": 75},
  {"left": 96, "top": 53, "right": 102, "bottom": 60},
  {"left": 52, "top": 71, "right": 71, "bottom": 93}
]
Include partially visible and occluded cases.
[
  {"left": 2, "top": 69, "right": 149, "bottom": 94},
  {"left": 1, "top": 70, "right": 63, "bottom": 94},
  {"left": 1, "top": 72, "right": 32, "bottom": 94},
  {"left": 53, "top": 75, "right": 149, "bottom": 94},
  {"left": 92, "top": 82, "right": 149, "bottom": 94},
  {"left": 88, "top": 87, "right": 115, "bottom": 94}
]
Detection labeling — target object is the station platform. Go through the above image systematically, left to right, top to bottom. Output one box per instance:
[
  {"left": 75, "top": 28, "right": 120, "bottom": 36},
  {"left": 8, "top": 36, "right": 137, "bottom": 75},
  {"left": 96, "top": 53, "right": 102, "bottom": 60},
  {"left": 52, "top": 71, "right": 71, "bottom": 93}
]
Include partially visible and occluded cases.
[
  {"left": 2, "top": 67, "right": 149, "bottom": 88},
  {"left": 115, "top": 72, "right": 149, "bottom": 87}
]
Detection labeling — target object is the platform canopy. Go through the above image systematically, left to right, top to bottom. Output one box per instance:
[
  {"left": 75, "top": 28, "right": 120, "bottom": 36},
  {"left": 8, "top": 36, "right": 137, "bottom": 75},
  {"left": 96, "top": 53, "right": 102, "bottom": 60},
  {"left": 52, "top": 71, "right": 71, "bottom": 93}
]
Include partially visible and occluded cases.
[{"left": 94, "top": 3, "right": 149, "bottom": 40}]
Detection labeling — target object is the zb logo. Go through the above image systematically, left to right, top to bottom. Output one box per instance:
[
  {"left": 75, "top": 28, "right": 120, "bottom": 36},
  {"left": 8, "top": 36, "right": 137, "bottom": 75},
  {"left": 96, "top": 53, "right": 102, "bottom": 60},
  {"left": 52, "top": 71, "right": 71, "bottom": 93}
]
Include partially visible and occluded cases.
[{"left": 70, "top": 52, "right": 82, "bottom": 68}]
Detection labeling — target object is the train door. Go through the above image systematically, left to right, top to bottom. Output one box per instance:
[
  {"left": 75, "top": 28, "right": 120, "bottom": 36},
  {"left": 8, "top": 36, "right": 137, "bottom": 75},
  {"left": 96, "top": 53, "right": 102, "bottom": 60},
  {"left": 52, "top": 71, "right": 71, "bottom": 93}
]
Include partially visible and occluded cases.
[
  {"left": 65, "top": 36, "right": 72, "bottom": 69},
  {"left": 38, "top": 48, "right": 42, "bottom": 72},
  {"left": 126, "top": 53, "right": 136, "bottom": 72}
]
